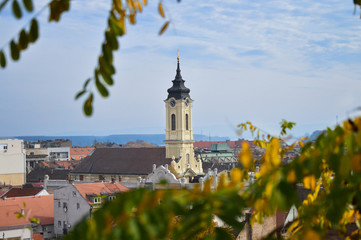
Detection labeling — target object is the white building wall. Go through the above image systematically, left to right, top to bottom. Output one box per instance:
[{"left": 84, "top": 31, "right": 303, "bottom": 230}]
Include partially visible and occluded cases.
[
  {"left": 0, "top": 139, "right": 26, "bottom": 185},
  {"left": 48, "top": 147, "right": 70, "bottom": 161},
  {"left": 54, "top": 185, "right": 90, "bottom": 237},
  {"left": 0, "top": 227, "right": 32, "bottom": 240}
]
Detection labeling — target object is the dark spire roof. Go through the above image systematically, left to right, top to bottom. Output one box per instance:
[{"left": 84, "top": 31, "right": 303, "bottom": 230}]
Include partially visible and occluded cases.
[{"left": 166, "top": 54, "right": 191, "bottom": 100}]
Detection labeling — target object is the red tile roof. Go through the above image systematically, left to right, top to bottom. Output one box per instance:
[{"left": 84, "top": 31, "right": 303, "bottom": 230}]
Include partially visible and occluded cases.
[
  {"left": 70, "top": 147, "right": 95, "bottom": 161},
  {"left": 56, "top": 161, "right": 75, "bottom": 169},
  {"left": 74, "top": 182, "right": 129, "bottom": 205},
  {"left": 1, "top": 188, "right": 43, "bottom": 198},
  {"left": 0, "top": 195, "right": 54, "bottom": 227},
  {"left": 33, "top": 233, "right": 45, "bottom": 240}
]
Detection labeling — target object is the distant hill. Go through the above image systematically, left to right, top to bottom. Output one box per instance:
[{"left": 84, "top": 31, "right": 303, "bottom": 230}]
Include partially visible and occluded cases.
[
  {"left": 308, "top": 130, "right": 324, "bottom": 141},
  {"left": 13, "top": 134, "right": 230, "bottom": 147}
]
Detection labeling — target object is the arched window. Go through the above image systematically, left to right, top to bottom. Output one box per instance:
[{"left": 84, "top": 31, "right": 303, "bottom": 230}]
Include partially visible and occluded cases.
[
  {"left": 171, "top": 114, "right": 176, "bottom": 131},
  {"left": 186, "top": 114, "right": 189, "bottom": 130},
  {"left": 186, "top": 154, "right": 190, "bottom": 164}
]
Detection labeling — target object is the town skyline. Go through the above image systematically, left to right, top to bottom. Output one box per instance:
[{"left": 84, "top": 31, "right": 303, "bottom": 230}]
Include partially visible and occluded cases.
[{"left": 1, "top": 0, "right": 360, "bottom": 139}]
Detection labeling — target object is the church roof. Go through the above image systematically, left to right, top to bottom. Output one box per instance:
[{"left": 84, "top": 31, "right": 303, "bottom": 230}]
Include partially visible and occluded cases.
[
  {"left": 166, "top": 57, "right": 191, "bottom": 100},
  {"left": 71, "top": 147, "right": 172, "bottom": 175}
]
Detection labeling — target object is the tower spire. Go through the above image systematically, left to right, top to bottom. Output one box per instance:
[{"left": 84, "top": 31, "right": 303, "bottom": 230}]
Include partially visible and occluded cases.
[
  {"left": 176, "top": 50, "right": 181, "bottom": 77},
  {"left": 166, "top": 51, "right": 190, "bottom": 100}
]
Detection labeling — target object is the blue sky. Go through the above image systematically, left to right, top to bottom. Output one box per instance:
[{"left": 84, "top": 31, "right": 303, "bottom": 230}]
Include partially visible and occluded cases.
[{"left": 0, "top": 0, "right": 361, "bottom": 139}]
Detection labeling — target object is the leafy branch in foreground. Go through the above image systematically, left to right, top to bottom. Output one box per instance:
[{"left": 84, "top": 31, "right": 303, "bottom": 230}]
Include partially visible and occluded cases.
[
  {"left": 0, "top": 0, "right": 172, "bottom": 116},
  {"left": 64, "top": 117, "right": 361, "bottom": 239}
]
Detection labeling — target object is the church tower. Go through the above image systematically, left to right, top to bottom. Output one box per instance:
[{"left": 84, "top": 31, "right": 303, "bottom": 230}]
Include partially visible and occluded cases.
[{"left": 164, "top": 53, "right": 202, "bottom": 175}]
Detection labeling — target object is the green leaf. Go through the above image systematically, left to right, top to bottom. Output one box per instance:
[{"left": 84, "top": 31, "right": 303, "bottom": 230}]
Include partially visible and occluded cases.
[
  {"left": 0, "top": 0, "right": 10, "bottom": 12},
  {"left": 12, "top": 0, "right": 22, "bottom": 19},
  {"left": 22, "top": 0, "right": 33, "bottom": 12},
  {"left": 49, "top": 0, "right": 70, "bottom": 22},
  {"left": 109, "top": 16, "right": 125, "bottom": 36},
  {"left": 29, "top": 18, "right": 39, "bottom": 43},
  {"left": 18, "top": 29, "right": 28, "bottom": 50},
  {"left": 105, "top": 30, "right": 119, "bottom": 50},
  {"left": 10, "top": 40, "right": 20, "bottom": 61},
  {"left": 102, "top": 43, "right": 113, "bottom": 64},
  {"left": 0, "top": 50, "right": 6, "bottom": 68},
  {"left": 99, "top": 56, "right": 115, "bottom": 77},
  {"left": 100, "top": 71, "right": 114, "bottom": 86},
  {"left": 95, "top": 72, "right": 109, "bottom": 97},
  {"left": 83, "top": 78, "right": 91, "bottom": 89},
  {"left": 75, "top": 90, "right": 86, "bottom": 100},
  {"left": 83, "top": 93, "right": 93, "bottom": 116},
  {"left": 215, "top": 227, "right": 233, "bottom": 240}
]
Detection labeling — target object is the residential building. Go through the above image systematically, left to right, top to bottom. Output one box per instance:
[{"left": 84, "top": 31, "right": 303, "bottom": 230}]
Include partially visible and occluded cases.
[
  {"left": 0, "top": 139, "right": 26, "bottom": 186},
  {"left": 25, "top": 139, "right": 72, "bottom": 149},
  {"left": 197, "top": 143, "right": 237, "bottom": 163},
  {"left": 48, "top": 147, "right": 70, "bottom": 161},
  {"left": 69, "top": 147, "right": 172, "bottom": 182},
  {"left": 70, "top": 147, "right": 94, "bottom": 161},
  {"left": 26, "top": 148, "right": 48, "bottom": 171},
  {"left": 27, "top": 166, "right": 71, "bottom": 183},
  {"left": 54, "top": 182, "right": 128, "bottom": 237},
  {"left": 0, "top": 186, "right": 49, "bottom": 199},
  {"left": 0, "top": 195, "right": 54, "bottom": 239}
]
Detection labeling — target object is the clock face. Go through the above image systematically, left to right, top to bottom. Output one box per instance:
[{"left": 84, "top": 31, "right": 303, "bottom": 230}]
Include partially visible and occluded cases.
[
  {"left": 185, "top": 99, "right": 189, "bottom": 106},
  {"left": 170, "top": 100, "right": 176, "bottom": 107}
]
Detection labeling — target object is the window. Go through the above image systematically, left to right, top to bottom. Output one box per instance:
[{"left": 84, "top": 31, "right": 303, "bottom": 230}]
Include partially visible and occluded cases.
[
  {"left": 171, "top": 114, "right": 176, "bottom": 131},
  {"left": 186, "top": 114, "right": 189, "bottom": 130},
  {"left": 186, "top": 154, "right": 190, "bottom": 164},
  {"left": 80, "top": 175, "right": 84, "bottom": 181},
  {"left": 99, "top": 175, "right": 105, "bottom": 181},
  {"left": 72, "top": 191, "right": 76, "bottom": 197},
  {"left": 108, "top": 196, "right": 115, "bottom": 201},
  {"left": 93, "top": 197, "right": 101, "bottom": 204},
  {"left": 58, "top": 201, "right": 61, "bottom": 208},
  {"left": 63, "top": 202, "right": 67, "bottom": 208},
  {"left": 77, "top": 203, "right": 80, "bottom": 209},
  {"left": 58, "top": 221, "right": 61, "bottom": 227}
]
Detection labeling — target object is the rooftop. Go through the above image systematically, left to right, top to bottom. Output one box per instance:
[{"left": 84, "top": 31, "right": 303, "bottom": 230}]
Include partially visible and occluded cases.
[{"left": 0, "top": 195, "right": 54, "bottom": 227}]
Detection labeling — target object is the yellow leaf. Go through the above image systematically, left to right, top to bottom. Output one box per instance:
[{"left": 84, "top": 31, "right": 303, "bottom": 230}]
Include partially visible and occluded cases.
[
  {"left": 113, "top": 0, "right": 123, "bottom": 14},
  {"left": 127, "top": 0, "right": 135, "bottom": 11},
  {"left": 136, "top": 0, "right": 142, "bottom": 12},
  {"left": 143, "top": 0, "right": 147, "bottom": 5},
  {"left": 158, "top": 2, "right": 165, "bottom": 18},
  {"left": 129, "top": 13, "right": 136, "bottom": 24},
  {"left": 159, "top": 21, "right": 169, "bottom": 35},
  {"left": 268, "top": 138, "right": 281, "bottom": 167},
  {"left": 239, "top": 142, "right": 252, "bottom": 169},
  {"left": 352, "top": 154, "right": 361, "bottom": 172},
  {"left": 230, "top": 168, "right": 242, "bottom": 183},
  {"left": 287, "top": 170, "right": 296, "bottom": 183},
  {"left": 303, "top": 175, "right": 316, "bottom": 191},
  {"left": 265, "top": 182, "right": 273, "bottom": 198},
  {"left": 254, "top": 199, "right": 265, "bottom": 212},
  {"left": 303, "top": 229, "right": 321, "bottom": 240}
]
